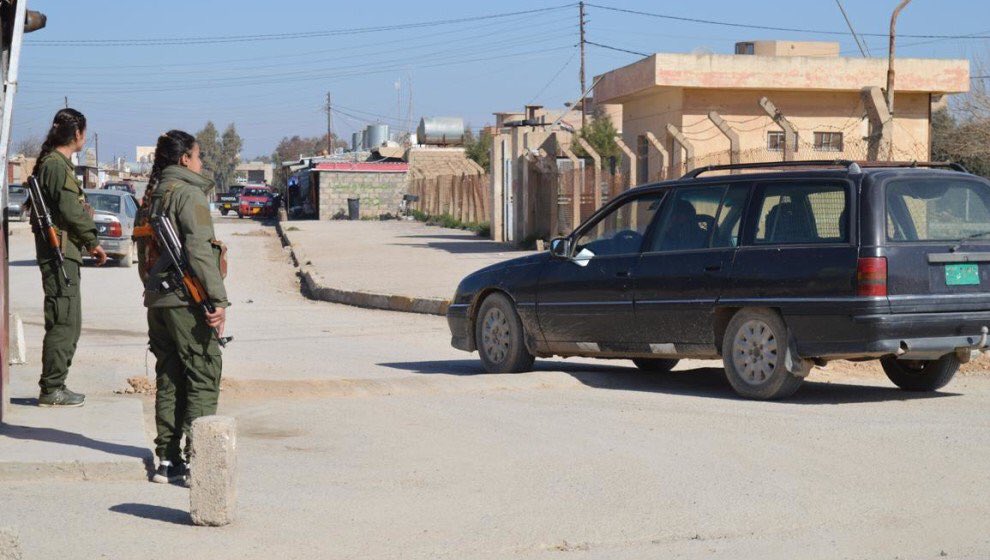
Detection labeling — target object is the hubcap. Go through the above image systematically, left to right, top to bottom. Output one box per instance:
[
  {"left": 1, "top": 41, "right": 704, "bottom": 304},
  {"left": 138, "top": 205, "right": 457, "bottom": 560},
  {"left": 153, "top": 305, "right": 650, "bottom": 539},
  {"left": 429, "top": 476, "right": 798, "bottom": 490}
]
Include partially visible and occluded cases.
[
  {"left": 481, "top": 308, "right": 511, "bottom": 363},
  {"left": 731, "top": 319, "right": 779, "bottom": 386}
]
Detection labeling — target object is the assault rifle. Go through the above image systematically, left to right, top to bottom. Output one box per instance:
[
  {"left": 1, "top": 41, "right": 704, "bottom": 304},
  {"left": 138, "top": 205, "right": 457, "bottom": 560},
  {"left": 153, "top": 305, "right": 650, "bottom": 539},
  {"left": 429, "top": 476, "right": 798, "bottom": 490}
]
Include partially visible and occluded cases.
[
  {"left": 26, "top": 176, "right": 72, "bottom": 286},
  {"left": 150, "top": 214, "right": 233, "bottom": 347}
]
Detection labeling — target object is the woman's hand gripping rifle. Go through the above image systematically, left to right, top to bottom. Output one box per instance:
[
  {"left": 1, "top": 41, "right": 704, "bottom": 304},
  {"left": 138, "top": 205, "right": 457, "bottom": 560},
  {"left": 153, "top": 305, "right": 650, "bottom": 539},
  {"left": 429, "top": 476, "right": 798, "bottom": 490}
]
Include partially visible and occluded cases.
[{"left": 149, "top": 214, "right": 233, "bottom": 347}]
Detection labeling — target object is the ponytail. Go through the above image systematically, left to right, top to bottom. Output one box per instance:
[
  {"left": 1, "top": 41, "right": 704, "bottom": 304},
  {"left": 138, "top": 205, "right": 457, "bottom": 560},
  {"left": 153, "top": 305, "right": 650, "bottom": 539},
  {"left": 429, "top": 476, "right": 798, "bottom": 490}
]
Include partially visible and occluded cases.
[
  {"left": 32, "top": 108, "right": 86, "bottom": 177},
  {"left": 142, "top": 129, "right": 197, "bottom": 207}
]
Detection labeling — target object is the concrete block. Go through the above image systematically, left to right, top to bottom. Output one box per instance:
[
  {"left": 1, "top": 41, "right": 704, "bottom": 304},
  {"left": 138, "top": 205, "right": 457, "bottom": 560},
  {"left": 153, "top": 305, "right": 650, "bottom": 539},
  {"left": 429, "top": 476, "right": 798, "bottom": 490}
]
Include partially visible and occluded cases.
[
  {"left": 8, "top": 313, "right": 26, "bottom": 365},
  {"left": 189, "top": 415, "right": 237, "bottom": 527},
  {"left": 0, "top": 528, "right": 22, "bottom": 560}
]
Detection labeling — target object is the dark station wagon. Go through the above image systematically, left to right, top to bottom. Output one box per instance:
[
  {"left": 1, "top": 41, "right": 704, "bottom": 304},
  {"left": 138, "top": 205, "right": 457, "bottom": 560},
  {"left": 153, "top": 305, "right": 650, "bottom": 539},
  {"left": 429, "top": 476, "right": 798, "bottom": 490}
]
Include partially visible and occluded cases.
[{"left": 448, "top": 160, "right": 990, "bottom": 400}]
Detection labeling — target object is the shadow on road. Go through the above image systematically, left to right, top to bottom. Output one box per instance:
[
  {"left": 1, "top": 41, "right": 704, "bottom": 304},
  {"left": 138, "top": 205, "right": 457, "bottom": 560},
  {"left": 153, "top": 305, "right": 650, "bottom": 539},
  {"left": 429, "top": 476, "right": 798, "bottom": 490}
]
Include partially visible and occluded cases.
[
  {"left": 8, "top": 259, "right": 36, "bottom": 267},
  {"left": 380, "top": 359, "right": 960, "bottom": 405},
  {"left": 0, "top": 418, "right": 153, "bottom": 465},
  {"left": 109, "top": 503, "right": 192, "bottom": 525}
]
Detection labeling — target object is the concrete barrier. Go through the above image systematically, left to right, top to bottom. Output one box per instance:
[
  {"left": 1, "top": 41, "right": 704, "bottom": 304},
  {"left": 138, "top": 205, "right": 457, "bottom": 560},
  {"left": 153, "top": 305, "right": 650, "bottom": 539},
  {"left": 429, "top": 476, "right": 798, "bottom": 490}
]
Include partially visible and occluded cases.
[
  {"left": 8, "top": 314, "right": 25, "bottom": 365},
  {"left": 189, "top": 415, "right": 237, "bottom": 527},
  {"left": 0, "top": 527, "right": 23, "bottom": 560}
]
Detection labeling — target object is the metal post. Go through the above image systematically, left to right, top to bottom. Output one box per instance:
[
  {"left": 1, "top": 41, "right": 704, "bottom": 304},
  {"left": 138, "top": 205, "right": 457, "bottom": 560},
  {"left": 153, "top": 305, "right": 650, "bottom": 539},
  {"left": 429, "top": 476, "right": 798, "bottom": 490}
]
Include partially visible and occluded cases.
[
  {"left": 886, "top": 0, "right": 912, "bottom": 156},
  {"left": 579, "top": 1, "right": 587, "bottom": 129}
]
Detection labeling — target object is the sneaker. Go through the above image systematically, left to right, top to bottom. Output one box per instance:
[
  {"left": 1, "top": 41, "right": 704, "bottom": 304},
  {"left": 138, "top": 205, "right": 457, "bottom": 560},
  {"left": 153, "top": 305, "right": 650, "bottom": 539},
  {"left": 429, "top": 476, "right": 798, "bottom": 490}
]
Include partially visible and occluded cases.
[
  {"left": 62, "top": 387, "right": 86, "bottom": 400},
  {"left": 38, "top": 388, "right": 85, "bottom": 408},
  {"left": 152, "top": 461, "right": 189, "bottom": 484}
]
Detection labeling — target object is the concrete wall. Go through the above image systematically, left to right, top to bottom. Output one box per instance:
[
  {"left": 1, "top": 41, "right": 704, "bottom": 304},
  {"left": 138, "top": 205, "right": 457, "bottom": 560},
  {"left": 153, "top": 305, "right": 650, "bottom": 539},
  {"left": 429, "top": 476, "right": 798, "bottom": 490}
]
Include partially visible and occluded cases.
[
  {"left": 620, "top": 88, "right": 683, "bottom": 180},
  {"left": 317, "top": 171, "right": 408, "bottom": 220}
]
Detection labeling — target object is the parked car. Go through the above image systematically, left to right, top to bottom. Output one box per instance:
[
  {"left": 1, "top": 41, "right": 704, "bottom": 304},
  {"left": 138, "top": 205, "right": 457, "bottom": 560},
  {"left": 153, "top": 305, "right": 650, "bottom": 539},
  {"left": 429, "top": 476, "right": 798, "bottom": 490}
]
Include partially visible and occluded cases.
[
  {"left": 447, "top": 160, "right": 990, "bottom": 400},
  {"left": 103, "top": 181, "right": 136, "bottom": 195},
  {"left": 6, "top": 183, "right": 28, "bottom": 221},
  {"left": 216, "top": 184, "right": 244, "bottom": 216},
  {"left": 237, "top": 185, "right": 275, "bottom": 218},
  {"left": 84, "top": 189, "right": 138, "bottom": 267}
]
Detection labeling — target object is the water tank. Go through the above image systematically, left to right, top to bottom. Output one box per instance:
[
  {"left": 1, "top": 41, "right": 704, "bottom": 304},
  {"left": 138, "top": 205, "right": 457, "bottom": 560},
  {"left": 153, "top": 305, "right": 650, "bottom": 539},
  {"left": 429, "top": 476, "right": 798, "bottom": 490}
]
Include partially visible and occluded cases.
[
  {"left": 417, "top": 117, "right": 465, "bottom": 146},
  {"left": 365, "top": 124, "right": 389, "bottom": 149},
  {"left": 351, "top": 131, "right": 364, "bottom": 151}
]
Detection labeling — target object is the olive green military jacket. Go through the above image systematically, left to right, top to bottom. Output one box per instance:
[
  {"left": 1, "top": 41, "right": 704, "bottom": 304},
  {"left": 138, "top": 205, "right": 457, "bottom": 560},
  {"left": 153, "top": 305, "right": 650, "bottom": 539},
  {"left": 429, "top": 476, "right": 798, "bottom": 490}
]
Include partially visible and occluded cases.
[
  {"left": 34, "top": 150, "right": 99, "bottom": 264},
  {"left": 143, "top": 165, "right": 229, "bottom": 309}
]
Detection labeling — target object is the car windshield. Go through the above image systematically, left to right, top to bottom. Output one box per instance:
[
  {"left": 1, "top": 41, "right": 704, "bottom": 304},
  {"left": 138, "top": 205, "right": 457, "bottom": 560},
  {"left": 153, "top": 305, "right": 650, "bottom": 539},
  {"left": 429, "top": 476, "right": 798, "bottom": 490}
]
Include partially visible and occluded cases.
[
  {"left": 886, "top": 178, "right": 990, "bottom": 241},
  {"left": 243, "top": 188, "right": 269, "bottom": 197},
  {"left": 87, "top": 193, "right": 122, "bottom": 214}
]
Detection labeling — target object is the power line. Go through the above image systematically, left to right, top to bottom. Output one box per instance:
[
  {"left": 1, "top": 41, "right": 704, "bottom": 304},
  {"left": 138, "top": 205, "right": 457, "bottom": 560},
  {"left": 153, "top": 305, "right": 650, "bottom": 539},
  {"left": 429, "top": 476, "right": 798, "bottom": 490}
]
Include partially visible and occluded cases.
[
  {"left": 26, "top": 3, "right": 577, "bottom": 46},
  {"left": 585, "top": 3, "right": 990, "bottom": 40},
  {"left": 585, "top": 40, "right": 649, "bottom": 57},
  {"left": 529, "top": 52, "right": 577, "bottom": 103}
]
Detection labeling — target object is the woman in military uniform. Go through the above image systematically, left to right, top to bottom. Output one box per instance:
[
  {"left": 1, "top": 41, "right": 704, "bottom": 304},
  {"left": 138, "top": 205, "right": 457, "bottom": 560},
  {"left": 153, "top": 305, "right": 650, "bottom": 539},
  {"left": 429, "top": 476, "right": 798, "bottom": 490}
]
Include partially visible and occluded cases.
[
  {"left": 32, "top": 108, "right": 108, "bottom": 408},
  {"left": 139, "top": 130, "right": 228, "bottom": 484}
]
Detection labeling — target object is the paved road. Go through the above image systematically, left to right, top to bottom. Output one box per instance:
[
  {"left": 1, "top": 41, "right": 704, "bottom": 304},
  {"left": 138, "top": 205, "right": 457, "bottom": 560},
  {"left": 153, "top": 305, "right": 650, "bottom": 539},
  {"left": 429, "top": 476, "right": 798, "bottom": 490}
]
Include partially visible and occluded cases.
[{"left": 2, "top": 217, "right": 989, "bottom": 560}]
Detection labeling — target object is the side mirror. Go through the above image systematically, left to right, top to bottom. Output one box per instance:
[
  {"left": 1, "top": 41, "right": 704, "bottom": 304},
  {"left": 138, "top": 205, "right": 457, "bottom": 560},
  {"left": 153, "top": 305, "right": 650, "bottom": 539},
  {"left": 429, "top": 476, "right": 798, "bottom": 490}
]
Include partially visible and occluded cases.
[{"left": 549, "top": 237, "right": 571, "bottom": 258}]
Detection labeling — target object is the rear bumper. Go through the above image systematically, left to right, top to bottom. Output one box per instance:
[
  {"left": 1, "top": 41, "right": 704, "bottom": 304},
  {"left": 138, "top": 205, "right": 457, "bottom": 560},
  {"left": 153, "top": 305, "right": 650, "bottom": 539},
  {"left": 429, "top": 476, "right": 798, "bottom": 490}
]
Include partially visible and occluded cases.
[
  {"left": 98, "top": 237, "right": 132, "bottom": 258},
  {"left": 447, "top": 303, "right": 474, "bottom": 352},
  {"left": 791, "top": 310, "right": 990, "bottom": 359}
]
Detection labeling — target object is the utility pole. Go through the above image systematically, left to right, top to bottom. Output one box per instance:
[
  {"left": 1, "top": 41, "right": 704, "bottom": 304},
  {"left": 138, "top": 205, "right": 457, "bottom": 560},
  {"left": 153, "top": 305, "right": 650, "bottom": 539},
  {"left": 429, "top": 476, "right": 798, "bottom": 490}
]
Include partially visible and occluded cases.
[
  {"left": 886, "top": 0, "right": 911, "bottom": 158},
  {"left": 579, "top": 1, "right": 587, "bottom": 129},
  {"left": 325, "top": 92, "right": 334, "bottom": 154},
  {"left": 63, "top": 95, "right": 68, "bottom": 108},
  {"left": 93, "top": 132, "right": 99, "bottom": 171}
]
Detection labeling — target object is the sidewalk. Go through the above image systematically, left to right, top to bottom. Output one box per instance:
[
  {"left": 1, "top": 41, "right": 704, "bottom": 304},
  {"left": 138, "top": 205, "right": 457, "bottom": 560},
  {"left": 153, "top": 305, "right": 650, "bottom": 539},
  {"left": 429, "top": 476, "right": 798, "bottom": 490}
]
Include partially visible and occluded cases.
[{"left": 277, "top": 220, "right": 537, "bottom": 315}]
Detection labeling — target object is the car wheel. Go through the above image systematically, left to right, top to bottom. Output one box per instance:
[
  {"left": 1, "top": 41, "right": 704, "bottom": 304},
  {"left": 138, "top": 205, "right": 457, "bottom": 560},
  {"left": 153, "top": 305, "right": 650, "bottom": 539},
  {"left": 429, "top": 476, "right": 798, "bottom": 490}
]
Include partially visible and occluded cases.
[
  {"left": 221, "top": 209, "right": 229, "bottom": 216},
  {"left": 237, "top": 211, "right": 243, "bottom": 219},
  {"left": 119, "top": 246, "right": 134, "bottom": 268},
  {"left": 474, "top": 293, "right": 535, "bottom": 374},
  {"left": 722, "top": 308, "right": 804, "bottom": 400},
  {"left": 880, "top": 355, "right": 959, "bottom": 391},
  {"left": 632, "top": 358, "right": 679, "bottom": 372}
]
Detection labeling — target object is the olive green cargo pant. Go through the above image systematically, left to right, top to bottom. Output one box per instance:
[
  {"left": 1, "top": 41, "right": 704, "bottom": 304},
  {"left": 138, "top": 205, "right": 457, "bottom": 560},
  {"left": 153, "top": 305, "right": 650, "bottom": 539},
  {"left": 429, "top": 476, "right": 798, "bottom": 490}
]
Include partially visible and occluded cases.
[
  {"left": 39, "top": 259, "right": 82, "bottom": 394},
  {"left": 148, "top": 306, "right": 223, "bottom": 464}
]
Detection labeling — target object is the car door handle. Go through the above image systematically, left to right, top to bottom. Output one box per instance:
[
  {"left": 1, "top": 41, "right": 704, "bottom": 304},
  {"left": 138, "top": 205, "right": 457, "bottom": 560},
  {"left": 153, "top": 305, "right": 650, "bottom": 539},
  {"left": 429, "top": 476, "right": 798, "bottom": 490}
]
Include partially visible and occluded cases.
[{"left": 704, "top": 264, "right": 722, "bottom": 272}]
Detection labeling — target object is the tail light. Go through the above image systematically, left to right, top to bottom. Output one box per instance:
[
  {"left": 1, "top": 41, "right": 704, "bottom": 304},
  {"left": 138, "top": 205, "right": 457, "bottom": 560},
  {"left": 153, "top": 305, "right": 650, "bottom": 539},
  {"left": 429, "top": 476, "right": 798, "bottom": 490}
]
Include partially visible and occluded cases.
[
  {"left": 107, "top": 221, "right": 122, "bottom": 238},
  {"left": 857, "top": 257, "right": 887, "bottom": 297}
]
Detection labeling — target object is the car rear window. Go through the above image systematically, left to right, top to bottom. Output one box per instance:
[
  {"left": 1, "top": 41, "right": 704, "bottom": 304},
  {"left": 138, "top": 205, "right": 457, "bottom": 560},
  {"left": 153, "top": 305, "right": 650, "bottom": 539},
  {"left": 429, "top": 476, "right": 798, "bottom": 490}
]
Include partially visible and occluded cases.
[
  {"left": 886, "top": 178, "right": 990, "bottom": 242},
  {"left": 753, "top": 183, "right": 848, "bottom": 245},
  {"left": 87, "top": 193, "right": 121, "bottom": 214}
]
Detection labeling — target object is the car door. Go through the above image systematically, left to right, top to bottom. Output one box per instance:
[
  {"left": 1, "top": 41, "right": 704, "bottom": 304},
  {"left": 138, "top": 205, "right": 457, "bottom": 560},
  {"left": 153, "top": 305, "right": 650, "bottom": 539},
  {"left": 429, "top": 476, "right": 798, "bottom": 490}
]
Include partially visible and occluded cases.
[
  {"left": 721, "top": 179, "right": 857, "bottom": 352},
  {"left": 633, "top": 183, "right": 750, "bottom": 349},
  {"left": 538, "top": 191, "right": 665, "bottom": 349}
]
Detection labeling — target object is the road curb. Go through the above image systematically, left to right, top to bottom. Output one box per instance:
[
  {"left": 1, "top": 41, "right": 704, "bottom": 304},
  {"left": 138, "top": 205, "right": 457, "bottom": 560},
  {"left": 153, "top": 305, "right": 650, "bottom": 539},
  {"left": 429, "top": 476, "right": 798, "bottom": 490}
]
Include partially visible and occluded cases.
[{"left": 275, "top": 220, "right": 450, "bottom": 316}]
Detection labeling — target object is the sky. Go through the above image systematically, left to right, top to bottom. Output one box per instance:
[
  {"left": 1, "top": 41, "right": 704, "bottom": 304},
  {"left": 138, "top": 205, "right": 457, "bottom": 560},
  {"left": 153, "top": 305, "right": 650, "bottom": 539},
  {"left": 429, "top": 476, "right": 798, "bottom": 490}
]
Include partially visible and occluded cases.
[{"left": 11, "top": 0, "right": 990, "bottom": 162}]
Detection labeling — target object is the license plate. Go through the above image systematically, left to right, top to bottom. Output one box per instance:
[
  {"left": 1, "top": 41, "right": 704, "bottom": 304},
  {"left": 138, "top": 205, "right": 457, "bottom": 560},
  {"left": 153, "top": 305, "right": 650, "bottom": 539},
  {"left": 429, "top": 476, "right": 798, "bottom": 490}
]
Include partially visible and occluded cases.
[{"left": 945, "top": 263, "right": 980, "bottom": 286}]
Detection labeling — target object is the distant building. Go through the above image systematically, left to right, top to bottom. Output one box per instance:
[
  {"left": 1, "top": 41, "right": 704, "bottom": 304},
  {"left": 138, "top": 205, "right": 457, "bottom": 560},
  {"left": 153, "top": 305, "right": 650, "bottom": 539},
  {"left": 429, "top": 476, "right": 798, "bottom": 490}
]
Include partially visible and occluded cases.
[
  {"left": 592, "top": 40, "right": 970, "bottom": 180},
  {"left": 135, "top": 146, "right": 155, "bottom": 165},
  {"left": 235, "top": 161, "right": 273, "bottom": 185}
]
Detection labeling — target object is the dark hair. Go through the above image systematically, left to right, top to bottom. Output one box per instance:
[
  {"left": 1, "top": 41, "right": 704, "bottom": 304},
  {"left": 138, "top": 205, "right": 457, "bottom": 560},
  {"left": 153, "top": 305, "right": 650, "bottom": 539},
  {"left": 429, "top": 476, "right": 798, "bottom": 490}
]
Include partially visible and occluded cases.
[
  {"left": 32, "top": 108, "right": 86, "bottom": 176},
  {"left": 143, "top": 129, "right": 197, "bottom": 205}
]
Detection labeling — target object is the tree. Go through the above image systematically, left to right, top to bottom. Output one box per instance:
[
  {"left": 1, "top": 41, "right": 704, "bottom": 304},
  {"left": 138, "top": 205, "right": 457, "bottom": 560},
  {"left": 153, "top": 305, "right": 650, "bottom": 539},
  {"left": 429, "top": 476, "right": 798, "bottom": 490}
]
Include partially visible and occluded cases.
[
  {"left": 573, "top": 110, "right": 620, "bottom": 162},
  {"left": 195, "top": 121, "right": 222, "bottom": 184},
  {"left": 219, "top": 123, "right": 243, "bottom": 189},
  {"left": 463, "top": 127, "right": 492, "bottom": 172},
  {"left": 14, "top": 134, "right": 43, "bottom": 157}
]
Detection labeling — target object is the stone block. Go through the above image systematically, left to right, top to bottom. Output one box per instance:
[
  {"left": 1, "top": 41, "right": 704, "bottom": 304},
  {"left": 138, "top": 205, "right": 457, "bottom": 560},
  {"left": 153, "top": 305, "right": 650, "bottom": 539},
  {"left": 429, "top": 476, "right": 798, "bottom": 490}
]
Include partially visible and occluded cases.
[
  {"left": 8, "top": 313, "right": 26, "bottom": 365},
  {"left": 189, "top": 415, "right": 237, "bottom": 527},
  {"left": 0, "top": 528, "right": 22, "bottom": 560}
]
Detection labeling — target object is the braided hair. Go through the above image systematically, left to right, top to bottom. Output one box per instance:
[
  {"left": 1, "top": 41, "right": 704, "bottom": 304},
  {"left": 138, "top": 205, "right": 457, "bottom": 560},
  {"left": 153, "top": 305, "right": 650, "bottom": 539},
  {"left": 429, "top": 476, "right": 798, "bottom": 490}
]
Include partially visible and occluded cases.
[
  {"left": 31, "top": 108, "right": 86, "bottom": 177},
  {"left": 142, "top": 129, "right": 197, "bottom": 207}
]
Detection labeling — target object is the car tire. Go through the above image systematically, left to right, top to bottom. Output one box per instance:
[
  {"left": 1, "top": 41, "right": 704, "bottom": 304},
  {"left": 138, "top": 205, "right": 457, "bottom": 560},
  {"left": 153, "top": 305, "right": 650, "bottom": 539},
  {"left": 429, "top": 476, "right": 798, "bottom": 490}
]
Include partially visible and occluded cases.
[
  {"left": 221, "top": 209, "right": 229, "bottom": 216},
  {"left": 237, "top": 211, "right": 243, "bottom": 219},
  {"left": 119, "top": 246, "right": 134, "bottom": 268},
  {"left": 475, "top": 293, "right": 535, "bottom": 374},
  {"left": 722, "top": 308, "right": 804, "bottom": 400},
  {"left": 880, "top": 354, "right": 959, "bottom": 392},
  {"left": 632, "top": 358, "right": 679, "bottom": 372}
]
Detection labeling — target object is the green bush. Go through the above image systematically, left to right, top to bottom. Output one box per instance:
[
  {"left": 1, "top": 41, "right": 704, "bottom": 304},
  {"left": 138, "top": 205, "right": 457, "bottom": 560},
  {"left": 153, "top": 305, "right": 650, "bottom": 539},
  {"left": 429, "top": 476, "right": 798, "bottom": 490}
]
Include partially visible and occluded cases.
[{"left": 410, "top": 209, "right": 491, "bottom": 238}]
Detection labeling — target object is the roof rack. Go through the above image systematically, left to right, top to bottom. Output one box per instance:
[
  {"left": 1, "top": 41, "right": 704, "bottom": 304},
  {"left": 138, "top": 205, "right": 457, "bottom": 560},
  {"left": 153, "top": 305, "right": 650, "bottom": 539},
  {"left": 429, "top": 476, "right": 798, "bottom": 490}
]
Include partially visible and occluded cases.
[{"left": 681, "top": 159, "right": 969, "bottom": 179}]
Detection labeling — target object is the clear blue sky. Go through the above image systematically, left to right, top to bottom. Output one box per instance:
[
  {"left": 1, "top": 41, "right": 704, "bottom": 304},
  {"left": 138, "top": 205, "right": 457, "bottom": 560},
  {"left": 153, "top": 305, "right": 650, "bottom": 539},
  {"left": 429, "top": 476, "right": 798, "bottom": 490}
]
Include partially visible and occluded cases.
[{"left": 12, "top": 0, "right": 990, "bottom": 161}]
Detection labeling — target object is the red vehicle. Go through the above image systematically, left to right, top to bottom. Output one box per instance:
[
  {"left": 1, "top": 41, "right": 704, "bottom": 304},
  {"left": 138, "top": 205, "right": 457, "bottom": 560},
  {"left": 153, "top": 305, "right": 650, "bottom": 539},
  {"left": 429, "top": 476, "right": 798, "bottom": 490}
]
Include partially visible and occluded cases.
[{"left": 237, "top": 185, "right": 275, "bottom": 218}]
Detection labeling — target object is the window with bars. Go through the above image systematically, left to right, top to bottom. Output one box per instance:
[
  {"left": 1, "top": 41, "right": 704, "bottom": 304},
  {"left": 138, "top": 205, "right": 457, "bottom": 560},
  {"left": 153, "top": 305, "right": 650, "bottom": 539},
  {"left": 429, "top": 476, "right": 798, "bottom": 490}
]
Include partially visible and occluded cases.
[
  {"left": 767, "top": 131, "right": 785, "bottom": 152},
  {"left": 814, "top": 131, "right": 843, "bottom": 152}
]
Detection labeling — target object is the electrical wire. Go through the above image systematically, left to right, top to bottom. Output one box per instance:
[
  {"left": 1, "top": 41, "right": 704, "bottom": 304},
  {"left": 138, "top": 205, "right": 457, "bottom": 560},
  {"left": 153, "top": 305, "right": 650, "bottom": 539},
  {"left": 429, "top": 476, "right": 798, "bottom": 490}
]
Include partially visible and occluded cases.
[
  {"left": 26, "top": 3, "right": 578, "bottom": 46},
  {"left": 585, "top": 3, "right": 990, "bottom": 40},
  {"left": 584, "top": 40, "right": 649, "bottom": 57},
  {"left": 529, "top": 52, "right": 578, "bottom": 103}
]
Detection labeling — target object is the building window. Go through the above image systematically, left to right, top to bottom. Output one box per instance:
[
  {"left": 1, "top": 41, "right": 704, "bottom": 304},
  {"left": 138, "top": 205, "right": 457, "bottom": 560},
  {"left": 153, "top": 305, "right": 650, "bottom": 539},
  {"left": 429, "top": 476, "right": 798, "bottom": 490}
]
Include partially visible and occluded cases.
[
  {"left": 735, "top": 42, "right": 755, "bottom": 55},
  {"left": 767, "top": 131, "right": 785, "bottom": 152},
  {"left": 814, "top": 131, "right": 843, "bottom": 152},
  {"left": 636, "top": 135, "right": 649, "bottom": 182}
]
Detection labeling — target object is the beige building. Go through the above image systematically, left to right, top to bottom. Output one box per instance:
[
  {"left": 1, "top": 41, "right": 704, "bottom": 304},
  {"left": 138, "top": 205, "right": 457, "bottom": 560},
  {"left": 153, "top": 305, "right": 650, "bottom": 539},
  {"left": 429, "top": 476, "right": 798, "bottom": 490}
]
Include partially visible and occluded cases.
[
  {"left": 593, "top": 40, "right": 970, "bottom": 182},
  {"left": 236, "top": 160, "right": 274, "bottom": 184}
]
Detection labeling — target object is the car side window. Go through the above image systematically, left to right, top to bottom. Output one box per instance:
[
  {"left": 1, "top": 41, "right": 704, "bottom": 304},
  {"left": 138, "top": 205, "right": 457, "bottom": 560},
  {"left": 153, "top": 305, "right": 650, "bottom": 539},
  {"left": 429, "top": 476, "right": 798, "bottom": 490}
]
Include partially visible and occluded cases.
[
  {"left": 753, "top": 183, "right": 848, "bottom": 245},
  {"left": 711, "top": 185, "right": 749, "bottom": 248},
  {"left": 647, "top": 186, "right": 725, "bottom": 252},
  {"left": 574, "top": 193, "right": 665, "bottom": 258}
]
